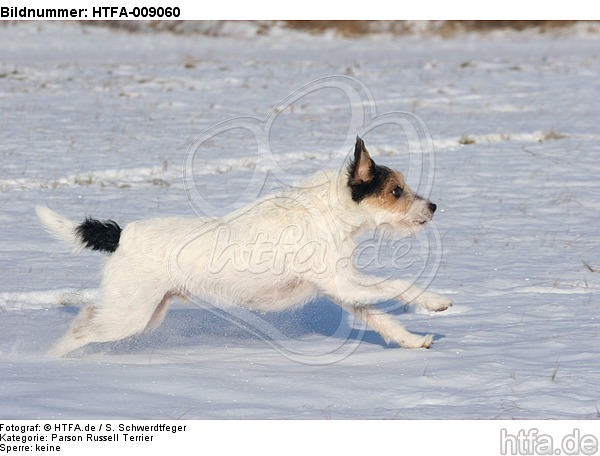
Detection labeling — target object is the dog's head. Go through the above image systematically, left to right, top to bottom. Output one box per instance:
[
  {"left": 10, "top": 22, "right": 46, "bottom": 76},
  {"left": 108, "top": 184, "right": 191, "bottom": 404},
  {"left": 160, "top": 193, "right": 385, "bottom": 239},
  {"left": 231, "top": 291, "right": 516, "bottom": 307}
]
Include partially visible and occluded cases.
[{"left": 347, "top": 136, "right": 437, "bottom": 236}]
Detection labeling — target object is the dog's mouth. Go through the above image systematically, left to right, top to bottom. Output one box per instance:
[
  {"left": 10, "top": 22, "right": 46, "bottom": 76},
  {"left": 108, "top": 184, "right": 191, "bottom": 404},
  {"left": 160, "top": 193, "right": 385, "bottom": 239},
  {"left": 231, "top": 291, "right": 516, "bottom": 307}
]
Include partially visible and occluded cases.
[
  {"left": 410, "top": 206, "right": 435, "bottom": 227},
  {"left": 414, "top": 212, "right": 435, "bottom": 226},
  {"left": 414, "top": 219, "right": 429, "bottom": 226}
]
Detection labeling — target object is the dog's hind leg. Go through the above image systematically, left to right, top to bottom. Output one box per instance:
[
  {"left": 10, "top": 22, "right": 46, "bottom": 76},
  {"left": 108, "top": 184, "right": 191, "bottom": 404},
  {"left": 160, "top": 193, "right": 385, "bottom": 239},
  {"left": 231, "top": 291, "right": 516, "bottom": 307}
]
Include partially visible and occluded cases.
[
  {"left": 49, "top": 276, "right": 176, "bottom": 357},
  {"left": 144, "top": 291, "right": 185, "bottom": 331},
  {"left": 48, "top": 304, "right": 101, "bottom": 357},
  {"left": 346, "top": 304, "right": 434, "bottom": 349}
]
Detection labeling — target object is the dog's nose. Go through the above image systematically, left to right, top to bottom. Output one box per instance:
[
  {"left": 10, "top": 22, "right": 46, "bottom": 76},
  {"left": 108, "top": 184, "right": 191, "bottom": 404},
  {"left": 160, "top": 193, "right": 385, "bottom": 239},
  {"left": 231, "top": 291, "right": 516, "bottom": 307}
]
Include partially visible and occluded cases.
[{"left": 428, "top": 202, "right": 437, "bottom": 213}]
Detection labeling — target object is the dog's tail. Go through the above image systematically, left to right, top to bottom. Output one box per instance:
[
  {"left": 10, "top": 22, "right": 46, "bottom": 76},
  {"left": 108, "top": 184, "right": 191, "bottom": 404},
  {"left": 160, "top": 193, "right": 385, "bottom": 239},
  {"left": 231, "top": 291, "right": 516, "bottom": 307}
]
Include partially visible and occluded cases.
[{"left": 36, "top": 206, "right": 122, "bottom": 254}]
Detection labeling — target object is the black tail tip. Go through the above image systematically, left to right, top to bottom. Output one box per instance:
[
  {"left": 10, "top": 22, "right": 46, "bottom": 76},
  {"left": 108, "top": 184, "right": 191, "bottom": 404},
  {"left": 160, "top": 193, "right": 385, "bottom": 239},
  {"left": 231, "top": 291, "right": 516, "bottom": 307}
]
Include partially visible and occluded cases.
[{"left": 76, "top": 217, "right": 122, "bottom": 253}]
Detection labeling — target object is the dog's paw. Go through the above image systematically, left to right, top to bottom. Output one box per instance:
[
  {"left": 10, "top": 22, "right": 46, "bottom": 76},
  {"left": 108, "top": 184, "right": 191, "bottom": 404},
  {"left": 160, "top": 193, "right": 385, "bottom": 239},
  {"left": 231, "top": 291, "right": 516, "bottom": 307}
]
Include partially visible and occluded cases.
[
  {"left": 418, "top": 291, "right": 453, "bottom": 312},
  {"left": 402, "top": 333, "right": 434, "bottom": 349}
]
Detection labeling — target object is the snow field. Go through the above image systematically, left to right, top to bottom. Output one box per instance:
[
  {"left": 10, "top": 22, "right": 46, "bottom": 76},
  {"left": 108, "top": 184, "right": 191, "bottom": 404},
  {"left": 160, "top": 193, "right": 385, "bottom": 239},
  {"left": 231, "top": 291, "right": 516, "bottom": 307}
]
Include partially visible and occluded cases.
[{"left": 0, "top": 22, "right": 599, "bottom": 419}]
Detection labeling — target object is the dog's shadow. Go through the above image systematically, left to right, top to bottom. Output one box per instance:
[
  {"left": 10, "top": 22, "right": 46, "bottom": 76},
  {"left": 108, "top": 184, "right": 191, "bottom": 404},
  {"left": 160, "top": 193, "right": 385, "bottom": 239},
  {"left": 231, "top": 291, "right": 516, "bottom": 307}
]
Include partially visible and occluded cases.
[{"left": 90, "top": 298, "right": 441, "bottom": 355}]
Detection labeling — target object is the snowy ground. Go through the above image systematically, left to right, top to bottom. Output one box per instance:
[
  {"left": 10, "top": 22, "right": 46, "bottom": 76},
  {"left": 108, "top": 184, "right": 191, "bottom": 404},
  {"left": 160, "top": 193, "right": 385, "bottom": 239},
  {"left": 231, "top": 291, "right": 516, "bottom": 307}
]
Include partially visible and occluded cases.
[{"left": 0, "top": 22, "right": 599, "bottom": 419}]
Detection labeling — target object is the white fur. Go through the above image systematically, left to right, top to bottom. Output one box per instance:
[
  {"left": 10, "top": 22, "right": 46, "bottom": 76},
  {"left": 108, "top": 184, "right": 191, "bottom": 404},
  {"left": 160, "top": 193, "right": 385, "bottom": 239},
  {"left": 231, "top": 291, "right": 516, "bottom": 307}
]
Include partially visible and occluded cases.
[
  {"left": 38, "top": 168, "right": 452, "bottom": 357},
  {"left": 36, "top": 206, "right": 85, "bottom": 252}
]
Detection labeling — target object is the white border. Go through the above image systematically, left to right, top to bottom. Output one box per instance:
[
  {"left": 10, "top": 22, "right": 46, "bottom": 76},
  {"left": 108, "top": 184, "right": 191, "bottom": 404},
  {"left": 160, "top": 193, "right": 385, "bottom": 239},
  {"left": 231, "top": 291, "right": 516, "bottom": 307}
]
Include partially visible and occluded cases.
[
  {"left": 2, "top": 0, "right": 599, "bottom": 20},
  {"left": 2, "top": 420, "right": 600, "bottom": 456}
]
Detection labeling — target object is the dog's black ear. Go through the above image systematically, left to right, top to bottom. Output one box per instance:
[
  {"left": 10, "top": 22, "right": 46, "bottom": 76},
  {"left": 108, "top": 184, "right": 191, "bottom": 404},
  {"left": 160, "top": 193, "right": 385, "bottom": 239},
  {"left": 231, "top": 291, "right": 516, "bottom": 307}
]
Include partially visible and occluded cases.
[
  {"left": 347, "top": 136, "right": 391, "bottom": 203},
  {"left": 350, "top": 136, "right": 374, "bottom": 183}
]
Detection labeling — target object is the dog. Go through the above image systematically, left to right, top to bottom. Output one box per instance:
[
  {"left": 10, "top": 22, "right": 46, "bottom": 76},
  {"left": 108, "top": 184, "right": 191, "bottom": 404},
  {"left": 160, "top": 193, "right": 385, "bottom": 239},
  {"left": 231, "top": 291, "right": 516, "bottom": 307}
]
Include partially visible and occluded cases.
[{"left": 37, "top": 136, "right": 452, "bottom": 356}]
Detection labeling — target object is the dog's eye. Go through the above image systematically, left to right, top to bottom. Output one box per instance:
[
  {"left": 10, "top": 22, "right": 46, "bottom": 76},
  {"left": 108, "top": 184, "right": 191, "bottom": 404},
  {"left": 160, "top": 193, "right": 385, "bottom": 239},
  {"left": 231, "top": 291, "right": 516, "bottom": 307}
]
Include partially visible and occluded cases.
[{"left": 391, "top": 186, "right": 403, "bottom": 198}]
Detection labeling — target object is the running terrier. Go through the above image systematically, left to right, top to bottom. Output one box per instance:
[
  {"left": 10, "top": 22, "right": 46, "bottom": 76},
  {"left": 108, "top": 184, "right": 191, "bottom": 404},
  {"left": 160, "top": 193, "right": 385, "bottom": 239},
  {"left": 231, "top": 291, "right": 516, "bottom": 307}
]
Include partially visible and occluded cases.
[{"left": 37, "top": 136, "right": 452, "bottom": 356}]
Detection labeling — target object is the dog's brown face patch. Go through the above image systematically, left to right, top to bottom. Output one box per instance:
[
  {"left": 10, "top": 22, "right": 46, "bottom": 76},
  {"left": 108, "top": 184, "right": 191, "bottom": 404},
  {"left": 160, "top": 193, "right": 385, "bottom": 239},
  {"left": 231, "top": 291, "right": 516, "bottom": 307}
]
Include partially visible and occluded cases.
[
  {"left": 347, "top": 137, "right": 436, "bottom": 233},
  {"left": 361, "top": 170, "right": 430, "bottom": 218},
  {"left": 363, "top": 170, "right": 410, "bottom": 212}
]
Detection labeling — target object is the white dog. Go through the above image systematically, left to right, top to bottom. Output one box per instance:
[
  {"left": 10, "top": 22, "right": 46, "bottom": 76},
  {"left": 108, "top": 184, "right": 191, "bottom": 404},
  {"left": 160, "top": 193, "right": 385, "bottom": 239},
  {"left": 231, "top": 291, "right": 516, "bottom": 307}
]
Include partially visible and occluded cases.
[{"left": 37, "top": 137, "right": 452, "bottom": 356}]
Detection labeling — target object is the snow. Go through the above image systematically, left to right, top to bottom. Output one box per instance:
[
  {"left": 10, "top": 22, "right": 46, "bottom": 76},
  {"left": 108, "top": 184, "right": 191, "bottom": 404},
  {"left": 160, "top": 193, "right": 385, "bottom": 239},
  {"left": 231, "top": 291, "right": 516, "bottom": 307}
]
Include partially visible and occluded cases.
[{"left": 1, "top": 22, "right": 599, "bottom": 419}]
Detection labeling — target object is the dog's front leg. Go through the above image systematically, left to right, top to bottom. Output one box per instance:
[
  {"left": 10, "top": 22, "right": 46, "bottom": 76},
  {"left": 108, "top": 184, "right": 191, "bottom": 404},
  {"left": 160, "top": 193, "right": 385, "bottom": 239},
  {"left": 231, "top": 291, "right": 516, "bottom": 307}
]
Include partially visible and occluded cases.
[
  {"left": 323, "top": 270, "right": 452, "bottom": 312},
  {"left": 318, "top": 275, "right": 435, "bottom": 348},
  {"left": 380, "top": 280, "right": 453, "bottom": 313},
  {"left": 413, "top": 289, "right": 453, "bottom": 312},
  {"left": 346, "top": 304, "right": 434, "bottom": 349}
]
